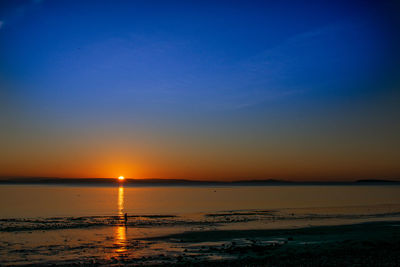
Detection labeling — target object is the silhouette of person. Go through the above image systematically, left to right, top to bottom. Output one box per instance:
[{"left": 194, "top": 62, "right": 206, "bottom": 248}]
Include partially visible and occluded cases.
[{"left": 124, "top": 213, "right": 128, "bottom": 225}]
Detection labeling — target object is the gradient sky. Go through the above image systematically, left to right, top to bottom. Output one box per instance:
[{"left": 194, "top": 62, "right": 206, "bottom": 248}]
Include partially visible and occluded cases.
[{"left": 1, "top": 0, "right": 399, "bottom": 181}]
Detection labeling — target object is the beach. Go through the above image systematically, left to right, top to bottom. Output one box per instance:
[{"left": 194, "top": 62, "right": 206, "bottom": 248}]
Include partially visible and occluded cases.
[
  {"left": 1, "top": 185, "right": 400, "bottom": 266},
  {"left": 1, "top": 220, "right": 400, "bottom": 266},
  {"left": 144, "top": 221, "right": 400, "bottom": 266}
]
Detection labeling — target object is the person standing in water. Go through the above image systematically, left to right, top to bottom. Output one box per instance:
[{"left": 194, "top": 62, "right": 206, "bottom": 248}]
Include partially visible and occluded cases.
[{"left": 124, "top": 213, "right": 128, "bottom": 225}]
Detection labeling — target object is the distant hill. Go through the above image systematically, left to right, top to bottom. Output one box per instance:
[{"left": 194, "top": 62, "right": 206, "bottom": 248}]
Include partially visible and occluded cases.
[
  {"left": 0, "top": 177, "right": 398, "bottom": 186},
  {"left": 0, "top": 177, "right": 288, "bottom": 186},
  {"left": 355, "top": 179, "right": 399, "bottom": 183}
]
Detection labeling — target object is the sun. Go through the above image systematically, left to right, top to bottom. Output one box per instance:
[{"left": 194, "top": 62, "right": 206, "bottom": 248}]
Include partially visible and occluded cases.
[{"left": 118, "top": 176, "right": 125, "bottom": 181}]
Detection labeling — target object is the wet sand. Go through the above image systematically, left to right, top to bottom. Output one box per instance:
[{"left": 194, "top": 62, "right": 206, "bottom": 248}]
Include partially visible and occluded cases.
[
  {"left": 1, "top": 220, "right": 400, "bottom": 266},
  {"left": 145, "top": 221, "right": 400, "bottom": 266}
]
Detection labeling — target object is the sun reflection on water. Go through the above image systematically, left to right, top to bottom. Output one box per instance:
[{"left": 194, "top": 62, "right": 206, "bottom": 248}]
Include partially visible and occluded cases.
[
  {"left": 114, "top": 185, "right": 127, "bottom": 255},
  {"left": 118, "top": 186, "right": 124, "bottom": 216}
]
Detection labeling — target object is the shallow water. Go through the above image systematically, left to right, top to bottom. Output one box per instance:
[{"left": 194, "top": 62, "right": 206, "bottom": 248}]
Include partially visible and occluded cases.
[
  {"left": 1, "top": 185, "right": 400, "bottom": 265},
  {"left": 1, "top": 185, "right": 400, "bottom": 218}
]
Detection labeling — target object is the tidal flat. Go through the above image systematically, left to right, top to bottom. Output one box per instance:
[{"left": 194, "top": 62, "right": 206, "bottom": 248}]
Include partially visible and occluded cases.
[{"left": 1, "top": 221, "right": 400, "bottom": 266}]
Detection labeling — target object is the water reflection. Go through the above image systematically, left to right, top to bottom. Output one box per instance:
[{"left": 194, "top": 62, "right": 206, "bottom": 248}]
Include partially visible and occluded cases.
[
  {"left": 114, "top": 185, "right": 127, "bottom": 255},
  {"left": 118, "top": 186, "right": 124, "bottom": 216}
]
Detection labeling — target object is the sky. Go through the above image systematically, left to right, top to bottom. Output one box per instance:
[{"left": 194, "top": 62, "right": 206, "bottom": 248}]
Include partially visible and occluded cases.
[{"left": 0, "top": 0, "right": 399, "bottom": 181}]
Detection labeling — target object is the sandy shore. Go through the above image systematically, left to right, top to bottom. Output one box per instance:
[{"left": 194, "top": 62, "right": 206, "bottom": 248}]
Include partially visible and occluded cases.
[
  {"left": 3, "top": 220, "right": 398, "bottom": 266},
  {"left": 144, "top": 221, "right": 400, "bottom": 266}
]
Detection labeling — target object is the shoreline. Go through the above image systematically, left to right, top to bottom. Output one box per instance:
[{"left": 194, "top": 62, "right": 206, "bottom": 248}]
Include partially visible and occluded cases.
[
  {"left": 2, "top": 220, "right": 400, "bottom": 266},
  {"left": 146, "top": 220, "right": 400, "bottom": 266}
]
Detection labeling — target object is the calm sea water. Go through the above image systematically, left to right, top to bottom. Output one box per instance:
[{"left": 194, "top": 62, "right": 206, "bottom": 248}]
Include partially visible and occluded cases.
[{"left": 1, "top": 185, "right": 400, "bottom": 218}]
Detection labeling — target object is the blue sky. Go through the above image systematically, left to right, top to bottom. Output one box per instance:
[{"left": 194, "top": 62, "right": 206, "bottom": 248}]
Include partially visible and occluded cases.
[{"left": 0, "top": 0, "right": 399, "bottom": 179}]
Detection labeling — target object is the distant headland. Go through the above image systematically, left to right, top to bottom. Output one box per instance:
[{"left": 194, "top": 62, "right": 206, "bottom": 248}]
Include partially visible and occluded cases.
[{"left": 0, "top": 177, "right": 398, "bottom": 186}]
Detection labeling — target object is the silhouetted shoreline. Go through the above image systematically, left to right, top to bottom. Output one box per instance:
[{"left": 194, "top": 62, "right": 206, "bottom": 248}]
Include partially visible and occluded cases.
[{"left": 0, "top": 177, "right": 399, "bottom": 186}]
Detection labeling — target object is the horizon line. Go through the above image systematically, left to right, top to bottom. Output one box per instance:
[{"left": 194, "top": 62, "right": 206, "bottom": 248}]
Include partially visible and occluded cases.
[{"left": 0, "top": 176, "right": 399, "bottom": 184}]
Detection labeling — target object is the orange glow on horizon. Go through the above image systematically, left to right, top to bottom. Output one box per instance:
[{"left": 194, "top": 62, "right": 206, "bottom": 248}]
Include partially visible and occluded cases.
[{"left": 118, "top": 176, "right": 125, "bottom": 181}]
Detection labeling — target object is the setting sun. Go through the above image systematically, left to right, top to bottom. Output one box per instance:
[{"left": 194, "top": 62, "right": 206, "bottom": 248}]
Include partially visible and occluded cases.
[{"left": 118, "top": 176, "right": 125, "bottom": 181}]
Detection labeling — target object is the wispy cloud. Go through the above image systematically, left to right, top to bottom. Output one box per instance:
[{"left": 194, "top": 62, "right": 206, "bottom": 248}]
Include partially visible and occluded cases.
[{"left": 199, "top": 19, "right": 376, "bottom": 111}]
